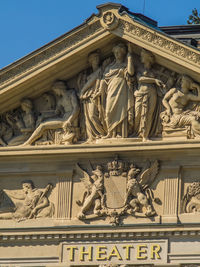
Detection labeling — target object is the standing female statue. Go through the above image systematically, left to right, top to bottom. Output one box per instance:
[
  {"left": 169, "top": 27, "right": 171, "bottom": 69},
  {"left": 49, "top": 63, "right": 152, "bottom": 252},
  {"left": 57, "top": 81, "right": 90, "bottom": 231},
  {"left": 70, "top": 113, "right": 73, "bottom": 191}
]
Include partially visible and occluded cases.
[
  {"left": 97, "top": 42, "right": 135, "bottom": 138},
  {"left": 134, "top": 49, "right": 164, "bottom": 141},
  {"left": 78, "top": 50, "right": 106, "bottom": 142}
]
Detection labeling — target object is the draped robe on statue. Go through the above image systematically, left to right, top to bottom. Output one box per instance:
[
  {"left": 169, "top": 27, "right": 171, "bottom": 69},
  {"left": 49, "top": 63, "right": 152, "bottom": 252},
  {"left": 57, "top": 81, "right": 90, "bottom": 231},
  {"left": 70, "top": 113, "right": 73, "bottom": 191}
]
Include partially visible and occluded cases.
[
  {"left": 103, "top": 61, "right": 134, "bottom": 138},
  {"left": 82, "top": 68, "right": 106, "bottom": 140},
  {"left": 134, "top": 70, "right": 162, "bottom": 139}
]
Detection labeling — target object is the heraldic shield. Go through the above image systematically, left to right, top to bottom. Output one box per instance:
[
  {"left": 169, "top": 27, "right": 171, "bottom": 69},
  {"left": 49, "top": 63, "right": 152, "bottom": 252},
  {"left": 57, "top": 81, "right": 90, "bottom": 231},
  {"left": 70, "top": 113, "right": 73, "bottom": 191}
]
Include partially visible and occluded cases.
[
  {"left": 75, "top": 156, "right": 159, "bottom": 225},
  {"left": 104, "top": 156, "right": 127, "bottom": 209},
  {"left": 104, "top": 174, "right": 127, "bottom": 209}
]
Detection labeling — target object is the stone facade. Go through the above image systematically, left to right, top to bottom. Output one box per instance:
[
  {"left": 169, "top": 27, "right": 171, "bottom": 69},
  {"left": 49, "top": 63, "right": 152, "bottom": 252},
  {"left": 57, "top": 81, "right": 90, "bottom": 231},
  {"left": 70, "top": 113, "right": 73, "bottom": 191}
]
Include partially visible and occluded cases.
[{"left": 1, "top": 3, "right": 200, "bottom": 266}]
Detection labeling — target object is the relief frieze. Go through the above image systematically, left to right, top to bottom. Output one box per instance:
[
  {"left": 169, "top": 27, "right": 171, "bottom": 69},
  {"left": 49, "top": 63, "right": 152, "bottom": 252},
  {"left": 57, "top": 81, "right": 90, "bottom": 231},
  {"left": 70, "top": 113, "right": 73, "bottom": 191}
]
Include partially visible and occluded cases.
[
  {"left": 2, "top": 41, "right": 200, "bottom": 146},
  {"left": 0, "top": 180, "right": 54, "bottom": 221}
]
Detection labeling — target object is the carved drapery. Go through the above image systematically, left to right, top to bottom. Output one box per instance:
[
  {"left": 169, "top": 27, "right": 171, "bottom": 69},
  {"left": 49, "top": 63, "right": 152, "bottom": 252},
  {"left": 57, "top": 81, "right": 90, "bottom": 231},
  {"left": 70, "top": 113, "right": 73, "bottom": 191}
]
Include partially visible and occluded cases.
[{"left": 2, "top": 41, "right": 200, "bottom": 146}]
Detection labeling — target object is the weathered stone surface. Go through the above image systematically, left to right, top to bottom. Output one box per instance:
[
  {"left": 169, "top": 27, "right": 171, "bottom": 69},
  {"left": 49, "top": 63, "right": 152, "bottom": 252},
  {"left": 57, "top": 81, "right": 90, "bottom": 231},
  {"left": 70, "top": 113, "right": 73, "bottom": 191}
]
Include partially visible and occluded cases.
[{"left": 1, "top": 2, "right": 200, "bottom": 266}]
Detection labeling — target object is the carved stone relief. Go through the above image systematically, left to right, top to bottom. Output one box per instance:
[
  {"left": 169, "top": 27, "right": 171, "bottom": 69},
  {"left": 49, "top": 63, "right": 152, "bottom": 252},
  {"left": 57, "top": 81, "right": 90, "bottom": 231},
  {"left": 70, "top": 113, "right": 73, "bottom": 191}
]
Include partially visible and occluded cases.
[
  {"left": 100, "top": 11, "right": 119, "bottom": 30},
  {"left": 1, "top": 41, "right": 200, "bottom": 146},
  {"left": 78, "top": 49, "right": 107, "bottom": 142},
  {"left": 134, "top": 49, "right": 165, "bottom": 141},
  {"left": 161, "top": 75, "right": 200, "bottom": 139},
  {"left": 75, "top": 157, "right": 160, "bottom": 225},
  {"left": 0, "top": 180, "right": 54, "bottom": 221},
  {"left": 183, "top": 182, "right": 200, "bottom": 213}
]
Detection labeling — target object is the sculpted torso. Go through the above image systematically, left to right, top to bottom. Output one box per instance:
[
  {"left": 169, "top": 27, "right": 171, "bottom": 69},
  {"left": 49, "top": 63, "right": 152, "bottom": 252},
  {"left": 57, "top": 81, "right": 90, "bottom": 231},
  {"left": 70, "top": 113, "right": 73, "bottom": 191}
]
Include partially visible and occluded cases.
[
  {"left": 104, "top": 61, "right": 126, "bottom": 80},
  {"left": 138, "top": 71, "right": 156, "bottom": 94},
  {"left": 169, "top": 90, "right": 189, "bottom": 114},
  {"left": 23, "top": 112, "right": 35, "bottom": 129}
]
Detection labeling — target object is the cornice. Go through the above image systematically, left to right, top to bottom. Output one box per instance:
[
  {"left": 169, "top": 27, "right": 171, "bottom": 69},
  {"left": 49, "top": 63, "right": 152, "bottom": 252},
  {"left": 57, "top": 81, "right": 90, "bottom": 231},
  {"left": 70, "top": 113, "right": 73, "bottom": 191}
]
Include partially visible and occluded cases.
[
  {"left": 1, "top": 3, "right": 200, "bottom": 92},
  {"left": 106, "top": 11, "right": 200, "bottom": 76},
  {"left": 0, "top": 19, "right": 103, "bottom": 90},
  {"left": 122, "top": 19, "right": 200, "bottom": 66},
  {"left": 1, "top": 139, "right": 200, "bottom": 157},
  {"left": 1, "top": 226, "right": 200, "bottom": 243}
]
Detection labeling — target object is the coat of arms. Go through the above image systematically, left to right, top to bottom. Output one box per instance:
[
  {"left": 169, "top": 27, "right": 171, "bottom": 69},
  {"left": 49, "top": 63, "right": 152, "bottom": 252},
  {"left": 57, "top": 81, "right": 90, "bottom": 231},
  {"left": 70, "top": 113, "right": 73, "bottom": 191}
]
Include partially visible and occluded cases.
[{"left": 75, "top": 157, "right": 159, "bottom": 225}]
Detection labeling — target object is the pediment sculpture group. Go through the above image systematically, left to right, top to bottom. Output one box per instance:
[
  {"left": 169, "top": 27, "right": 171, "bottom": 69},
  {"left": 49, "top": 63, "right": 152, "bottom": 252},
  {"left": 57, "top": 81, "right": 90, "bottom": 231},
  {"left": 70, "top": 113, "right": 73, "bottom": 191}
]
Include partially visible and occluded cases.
[{"left": 1, "top": 41, "right": 200, "bottom": 146}]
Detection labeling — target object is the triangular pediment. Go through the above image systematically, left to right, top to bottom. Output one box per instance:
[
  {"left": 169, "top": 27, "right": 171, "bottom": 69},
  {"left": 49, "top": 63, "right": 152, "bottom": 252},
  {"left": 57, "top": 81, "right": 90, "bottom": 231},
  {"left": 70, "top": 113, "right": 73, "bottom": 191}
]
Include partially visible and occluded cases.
[{"left": 0, "top": 2, "right": 200, "bottom": 113}]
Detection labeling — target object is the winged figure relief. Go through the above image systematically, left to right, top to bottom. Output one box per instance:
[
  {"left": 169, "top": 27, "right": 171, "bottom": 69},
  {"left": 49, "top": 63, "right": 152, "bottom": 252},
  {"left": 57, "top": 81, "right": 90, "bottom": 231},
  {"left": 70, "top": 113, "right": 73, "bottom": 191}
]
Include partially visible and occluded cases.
[
  {"left": 125, "top": 160, "right": 159, "bottom": 217},
  {"left": 75, "top": 163, "right": 105, "bottom": 219}
]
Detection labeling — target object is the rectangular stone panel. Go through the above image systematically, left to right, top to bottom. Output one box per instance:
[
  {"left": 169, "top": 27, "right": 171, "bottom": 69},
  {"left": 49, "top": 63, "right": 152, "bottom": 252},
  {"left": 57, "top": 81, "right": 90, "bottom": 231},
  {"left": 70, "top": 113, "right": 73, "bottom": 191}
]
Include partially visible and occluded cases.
[{"left": 60, "top": 239, "right": 168, "bottom": 265}]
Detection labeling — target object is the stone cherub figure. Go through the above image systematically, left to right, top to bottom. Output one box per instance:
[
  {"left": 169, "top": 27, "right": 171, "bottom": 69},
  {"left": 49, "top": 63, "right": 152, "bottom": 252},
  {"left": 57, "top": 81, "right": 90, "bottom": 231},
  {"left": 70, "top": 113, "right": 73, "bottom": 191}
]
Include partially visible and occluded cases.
[
  {"left": 161, "top": 74, "right": 200, "bottom": 137},
  {"left": 22, "top": 80, "right": 80, "bottom": 146},
  {"left": 124, "top": 161, "right": 159, "bottom": 217},
  {"left": 75, "top": 164, "right": 105, "bottom": 219},
  {"left": 0, "top": 180, "right": 54, "bottom": 221}
]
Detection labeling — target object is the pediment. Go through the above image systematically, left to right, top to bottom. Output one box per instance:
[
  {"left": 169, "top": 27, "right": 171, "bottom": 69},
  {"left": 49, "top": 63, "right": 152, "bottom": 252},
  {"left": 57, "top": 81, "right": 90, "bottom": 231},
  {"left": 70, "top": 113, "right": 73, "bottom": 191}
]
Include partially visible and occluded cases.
[
  {"left": 0, "top": 3, "right": 200, "bottom": 112},
  {"left": 1, "top": 3, "right": 200, "bottom": 147}
]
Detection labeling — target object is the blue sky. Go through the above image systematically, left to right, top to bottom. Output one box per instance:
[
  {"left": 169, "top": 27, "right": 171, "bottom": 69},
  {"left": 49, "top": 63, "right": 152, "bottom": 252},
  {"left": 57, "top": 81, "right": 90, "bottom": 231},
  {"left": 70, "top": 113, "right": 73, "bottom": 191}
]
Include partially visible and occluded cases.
[{"left": 0, "top": 0, "right": 199, "bottom": 69}]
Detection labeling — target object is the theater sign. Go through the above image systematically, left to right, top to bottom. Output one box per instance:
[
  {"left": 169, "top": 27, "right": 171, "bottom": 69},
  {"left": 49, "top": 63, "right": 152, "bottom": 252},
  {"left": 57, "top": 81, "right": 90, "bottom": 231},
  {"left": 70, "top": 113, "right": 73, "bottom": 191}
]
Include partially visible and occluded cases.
[{"left": 61, "top": 241, "right": 168, "bottom": 265}]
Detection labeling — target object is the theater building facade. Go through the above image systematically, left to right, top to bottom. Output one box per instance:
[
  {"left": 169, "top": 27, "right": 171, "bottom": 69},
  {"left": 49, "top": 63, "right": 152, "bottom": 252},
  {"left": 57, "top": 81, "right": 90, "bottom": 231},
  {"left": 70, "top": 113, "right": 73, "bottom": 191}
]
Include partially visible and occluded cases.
[{"left": 1, "top": 3, "right": 200, "bottom": 267}]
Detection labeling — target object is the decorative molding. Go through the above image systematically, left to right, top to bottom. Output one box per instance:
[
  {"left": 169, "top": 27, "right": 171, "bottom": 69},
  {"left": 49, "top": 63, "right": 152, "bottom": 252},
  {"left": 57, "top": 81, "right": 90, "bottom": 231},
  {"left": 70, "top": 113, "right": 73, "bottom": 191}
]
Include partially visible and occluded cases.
[
  {"left": 1, "top": 4, "right": 200, "bottom": 91},
  {"left": 100, "top": 11, "right": 119, "bottom": 30},
  {"left": 119, "top": 18, "right": 200, "bottom": 68},
  {"left": 0, "top": 20, "right": 102, "bottom": 89},
  {"left": 56, "top": 177, "right": 72, "bottom": 219},
  {"left": 163, "top": 177, "right": 179, "bottom": 215},
  {"left": 1, "top": 228, "right": 200, "bottom": 243}
]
